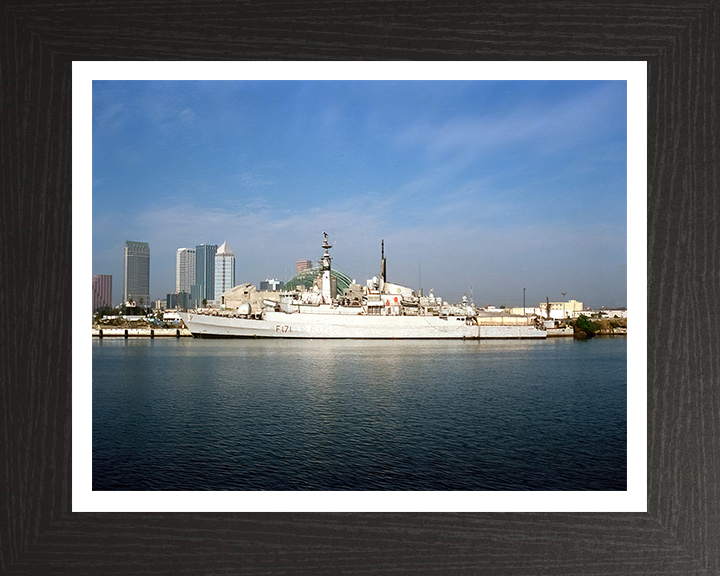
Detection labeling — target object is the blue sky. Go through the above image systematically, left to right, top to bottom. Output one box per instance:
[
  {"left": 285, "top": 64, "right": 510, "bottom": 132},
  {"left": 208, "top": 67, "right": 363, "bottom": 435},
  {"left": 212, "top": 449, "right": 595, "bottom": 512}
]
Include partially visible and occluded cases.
[{"left": 92, "top": 80, "right": 627, "bottom": 308}]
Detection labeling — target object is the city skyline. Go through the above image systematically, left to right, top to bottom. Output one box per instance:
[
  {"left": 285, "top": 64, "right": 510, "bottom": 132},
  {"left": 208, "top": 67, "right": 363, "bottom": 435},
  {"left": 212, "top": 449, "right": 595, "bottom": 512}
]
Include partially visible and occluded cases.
[{"left": 93, "top": 80, "right": 629, "bottom": 308}]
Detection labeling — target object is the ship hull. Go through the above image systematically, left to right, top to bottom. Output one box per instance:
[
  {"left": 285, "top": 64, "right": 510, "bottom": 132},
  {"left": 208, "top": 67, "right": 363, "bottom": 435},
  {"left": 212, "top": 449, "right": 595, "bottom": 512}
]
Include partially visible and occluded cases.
[{"left": 178, "top": 312, "right": 546, "bottom": 339}]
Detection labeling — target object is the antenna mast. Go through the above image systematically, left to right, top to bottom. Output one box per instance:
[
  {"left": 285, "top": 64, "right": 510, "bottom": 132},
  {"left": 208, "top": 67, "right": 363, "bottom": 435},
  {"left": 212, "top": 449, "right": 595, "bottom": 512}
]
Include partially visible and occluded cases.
[{"left": 380, "top": 240, "right": 387, "bottom": 282}]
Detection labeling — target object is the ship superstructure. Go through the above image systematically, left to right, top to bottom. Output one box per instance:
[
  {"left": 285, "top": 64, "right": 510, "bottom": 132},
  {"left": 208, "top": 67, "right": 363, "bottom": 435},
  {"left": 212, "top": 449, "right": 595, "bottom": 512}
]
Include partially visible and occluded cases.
[{"left": 179, "top": 233, "right": 545, "bottom": 339}]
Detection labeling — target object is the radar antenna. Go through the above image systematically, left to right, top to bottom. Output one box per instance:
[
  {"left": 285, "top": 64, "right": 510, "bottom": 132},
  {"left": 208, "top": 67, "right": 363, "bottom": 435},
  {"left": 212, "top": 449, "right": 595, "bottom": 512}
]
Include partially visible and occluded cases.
[{"left": 320, "top": 232, "right": 332, "bottom": 272}]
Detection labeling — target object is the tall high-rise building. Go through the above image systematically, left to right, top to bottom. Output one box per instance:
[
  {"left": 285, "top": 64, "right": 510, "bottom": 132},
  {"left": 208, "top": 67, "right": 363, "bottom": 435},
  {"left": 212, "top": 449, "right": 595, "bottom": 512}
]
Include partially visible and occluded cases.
[
  {"left": 123, "top": 241, "right": 150, "bottom": 305},
  {"left": 214, "top": 241, "right": 236, "bottom": 301},
  {"left": 192, "top": 243, "right": 217, "bottom": 305},
  {"left": 176, "top": 247, "right": 196, "bottom": 294},
  {"left": 296, "top": 259, "right": 312, "bottom": 273},
  {"left": 92, "top": 274, "right": 112, "bottom": 310},
  {"left": 260, "top": 278, "right": 284, "bottom": 291}
]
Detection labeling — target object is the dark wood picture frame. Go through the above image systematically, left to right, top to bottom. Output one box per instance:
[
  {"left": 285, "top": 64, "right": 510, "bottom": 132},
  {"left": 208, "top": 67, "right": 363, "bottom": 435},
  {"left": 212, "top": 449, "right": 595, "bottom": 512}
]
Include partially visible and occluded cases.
[{"left": 2, "top": 2, "right": 717, "bottom": 574}]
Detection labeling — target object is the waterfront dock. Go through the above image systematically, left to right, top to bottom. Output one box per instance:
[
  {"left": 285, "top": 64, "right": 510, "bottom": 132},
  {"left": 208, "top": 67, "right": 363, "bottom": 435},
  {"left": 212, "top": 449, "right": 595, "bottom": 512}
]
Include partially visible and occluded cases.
[{"left": 93, "top": 327, "right": 192, "bottom": 338}]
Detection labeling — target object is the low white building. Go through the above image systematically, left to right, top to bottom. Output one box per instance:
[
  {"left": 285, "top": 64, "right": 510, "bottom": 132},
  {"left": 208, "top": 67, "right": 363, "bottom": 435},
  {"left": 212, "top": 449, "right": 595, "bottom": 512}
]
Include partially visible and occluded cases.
[
  {"left": 507, "top": 299, "right": 584, "bottom": 320},
  {"left": 597, "top": 307, "right": 628, "bottom": 318}
]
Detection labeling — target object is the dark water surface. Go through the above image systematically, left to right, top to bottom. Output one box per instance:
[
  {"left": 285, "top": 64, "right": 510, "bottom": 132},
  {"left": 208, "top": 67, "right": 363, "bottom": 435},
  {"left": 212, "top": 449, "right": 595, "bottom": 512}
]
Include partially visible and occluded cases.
[{"left": 92, "top": 337, "right": 626, "bottom": 490}]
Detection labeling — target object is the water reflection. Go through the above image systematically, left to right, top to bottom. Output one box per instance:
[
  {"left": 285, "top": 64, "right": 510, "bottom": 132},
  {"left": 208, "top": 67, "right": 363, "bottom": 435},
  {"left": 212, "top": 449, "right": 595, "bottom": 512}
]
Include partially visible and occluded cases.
[{"left": 93, "top": 337, "right": 626, "bottom": 490}]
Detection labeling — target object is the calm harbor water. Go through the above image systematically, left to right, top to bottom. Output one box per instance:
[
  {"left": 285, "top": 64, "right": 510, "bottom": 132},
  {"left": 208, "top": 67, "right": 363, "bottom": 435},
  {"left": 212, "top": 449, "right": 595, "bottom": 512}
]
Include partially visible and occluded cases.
[{"left": 92, "top": 337, "right": 626, "bottom": 491}]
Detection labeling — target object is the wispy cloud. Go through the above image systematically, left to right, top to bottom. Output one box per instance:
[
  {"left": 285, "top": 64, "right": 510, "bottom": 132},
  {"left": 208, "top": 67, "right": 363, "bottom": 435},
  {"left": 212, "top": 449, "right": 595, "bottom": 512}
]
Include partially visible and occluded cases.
[
  {"left": 397, "top": 83, "right": 625, "bottom": 162},
  {"left": 92, "top": 102, "right": 130, "bottom": 134},
  {"left": 179, "top": 108, "right": 195, "bottom": 125},
  {"left": 237, "top": 171, "right": 275, "bottom": 189}
]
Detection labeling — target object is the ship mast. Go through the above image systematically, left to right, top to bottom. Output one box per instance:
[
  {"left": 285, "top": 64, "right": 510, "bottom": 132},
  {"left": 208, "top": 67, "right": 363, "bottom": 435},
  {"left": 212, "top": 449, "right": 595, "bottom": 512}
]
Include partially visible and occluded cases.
[
  {"left": 320, "top": 232, "right": 333, "bottom": 301},
  {"left": 380, "top": 240, "right": 387, "bottom": 284}
]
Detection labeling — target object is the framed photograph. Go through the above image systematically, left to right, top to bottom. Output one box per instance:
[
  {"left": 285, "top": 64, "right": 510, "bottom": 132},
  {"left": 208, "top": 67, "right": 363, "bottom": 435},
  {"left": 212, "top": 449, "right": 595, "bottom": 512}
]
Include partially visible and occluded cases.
[
  {"left": 3, "top": 3, "right": 716, "bottom": 574},
  {"left": 76, "top": 63, "right": 642, "bottom": 515}
]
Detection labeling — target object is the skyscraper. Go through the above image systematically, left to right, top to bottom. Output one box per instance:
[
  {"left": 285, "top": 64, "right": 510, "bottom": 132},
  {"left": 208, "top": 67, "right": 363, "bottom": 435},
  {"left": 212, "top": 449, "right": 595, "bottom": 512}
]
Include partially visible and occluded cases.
[
  {"left": 123, "top": 241, "right": 150, "bottom": 306},
  {"left": 214, "top": 241, "right": 236, "bottom": 301},
  {"left": 192, "top": 243, "right": 217, "bottom": 305},
  {"left": 176, "top": 247, "right": 196, "bottom": 294},
  {"left": 92, "top": 274, "right": 112, "bottom": 310},
  {"left": 260, "top": 278, "right": 284, "bottom": 291}
]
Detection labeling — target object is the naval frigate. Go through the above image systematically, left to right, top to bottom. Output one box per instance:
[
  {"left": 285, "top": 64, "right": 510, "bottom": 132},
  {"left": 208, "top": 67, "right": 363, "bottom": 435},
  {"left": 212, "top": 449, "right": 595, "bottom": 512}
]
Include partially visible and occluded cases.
[{"left": 178, "top": 233, "right": 546, "bottom": 339}]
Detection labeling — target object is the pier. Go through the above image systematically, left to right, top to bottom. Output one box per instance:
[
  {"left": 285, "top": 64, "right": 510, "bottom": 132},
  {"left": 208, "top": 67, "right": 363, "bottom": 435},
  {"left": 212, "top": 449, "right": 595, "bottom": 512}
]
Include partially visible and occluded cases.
[{"left": 93, "top": 328, "right": 192, "bottom": 338}]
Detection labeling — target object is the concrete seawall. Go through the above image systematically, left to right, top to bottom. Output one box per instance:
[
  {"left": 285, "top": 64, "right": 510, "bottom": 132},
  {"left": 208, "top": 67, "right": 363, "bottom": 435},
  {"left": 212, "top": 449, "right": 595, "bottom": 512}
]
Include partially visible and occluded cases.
[
  {"left": 546, "top": 327, "right": 574, "bottom": 337},
  {"left": 93, "top": 328, "right": 192, "bottom": 338}
]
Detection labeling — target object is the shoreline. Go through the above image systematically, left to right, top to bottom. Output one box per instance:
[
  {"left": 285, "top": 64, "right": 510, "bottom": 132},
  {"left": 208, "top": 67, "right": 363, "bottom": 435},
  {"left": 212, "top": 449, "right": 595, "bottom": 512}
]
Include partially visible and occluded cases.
[
  {"left": 91, "top": 328, "right": 627, "bottom": 339},
  {"left": 93, "top": 328, "right": 192, "bottom": 338}
]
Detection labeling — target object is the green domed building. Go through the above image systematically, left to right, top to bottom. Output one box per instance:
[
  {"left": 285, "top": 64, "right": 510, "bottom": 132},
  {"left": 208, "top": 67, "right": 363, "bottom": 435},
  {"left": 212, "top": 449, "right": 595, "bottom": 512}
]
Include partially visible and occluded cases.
[{"left": 283, "top": 266, "right": 354, "bottom": 295}]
